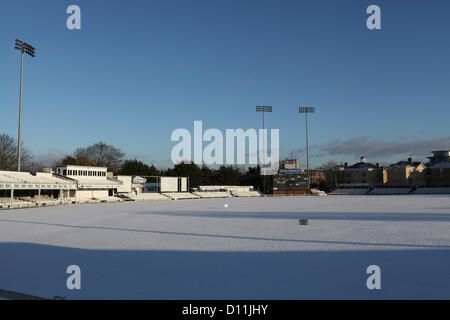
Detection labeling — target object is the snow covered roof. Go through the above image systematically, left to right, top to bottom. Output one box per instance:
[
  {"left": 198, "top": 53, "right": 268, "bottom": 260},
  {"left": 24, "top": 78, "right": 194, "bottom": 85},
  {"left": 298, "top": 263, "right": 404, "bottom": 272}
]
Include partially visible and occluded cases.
[
  {"left": 388, "top": 161, "right": 424, "bottom": 169},
  {"left": 57, "top": 165, "right": 107, "bottom": 170},
  {"left": 0, "top": 171, "right": 77, "bottom": 190}
]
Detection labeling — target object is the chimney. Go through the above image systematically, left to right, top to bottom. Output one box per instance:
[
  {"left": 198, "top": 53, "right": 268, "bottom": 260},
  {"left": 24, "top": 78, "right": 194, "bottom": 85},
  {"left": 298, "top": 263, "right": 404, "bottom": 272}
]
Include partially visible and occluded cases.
[
  {"left": 360, "top": 156, "right": 367, "bottom": 163},
  {"left": 408, "top": 157, "right": 413, "bottom": 164},
  {"left": 344, "top": 162, "right": 349, "bottom": 168}
]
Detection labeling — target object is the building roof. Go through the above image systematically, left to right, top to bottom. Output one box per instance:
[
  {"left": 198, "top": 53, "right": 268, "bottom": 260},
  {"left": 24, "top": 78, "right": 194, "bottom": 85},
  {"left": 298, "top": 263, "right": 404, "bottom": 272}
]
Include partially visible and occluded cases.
[
  {"left": 388, "top": 161, "right": 424, "bottom": 169},
  {"left": 431, "top": 161, "right": 450, "bottom": 168},
  {"left": 346, "top": 162, "right": 383, "bottom": 170},
  {"left": 57, "top": 165, "right": 107, "bottom": 170},
  {"left": 0, "top": 171, "right": 77, "bottom": 190},
  {"left": 133, "top": 176, "right": 147, "bottom": 184}
]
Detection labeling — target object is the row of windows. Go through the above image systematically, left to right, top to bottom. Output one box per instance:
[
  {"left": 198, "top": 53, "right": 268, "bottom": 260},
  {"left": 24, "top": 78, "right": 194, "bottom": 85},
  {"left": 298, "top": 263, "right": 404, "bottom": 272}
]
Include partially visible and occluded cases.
[{"left": 58, "top": 168, "right": 106, "bottom": 177}]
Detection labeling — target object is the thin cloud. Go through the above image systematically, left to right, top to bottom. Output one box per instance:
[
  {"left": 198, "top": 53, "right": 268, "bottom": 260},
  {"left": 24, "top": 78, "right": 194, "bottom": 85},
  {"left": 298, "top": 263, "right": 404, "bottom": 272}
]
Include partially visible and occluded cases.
[{"left": 318, "top": 136, "right": 450, "bottom": 158}]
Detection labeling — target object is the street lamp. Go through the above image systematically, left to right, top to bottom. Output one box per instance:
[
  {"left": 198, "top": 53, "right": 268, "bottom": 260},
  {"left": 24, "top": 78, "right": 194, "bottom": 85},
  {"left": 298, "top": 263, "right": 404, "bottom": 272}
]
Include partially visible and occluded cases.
[
  {"left": 14, "top": 39, "right": 36, "bottom": 171},
  {"left": 256, "top": 106, "right": 272, "bottom": 194},
  {"left": 298, "top": 106, "right": 315, "bottom": 190}
]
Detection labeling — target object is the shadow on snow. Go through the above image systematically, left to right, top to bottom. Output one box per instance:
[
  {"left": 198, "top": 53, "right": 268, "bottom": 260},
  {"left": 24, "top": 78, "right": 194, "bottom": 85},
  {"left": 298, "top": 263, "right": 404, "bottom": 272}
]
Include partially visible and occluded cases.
[{"left": 0, "top": 242, "right": 449, "bottom": 300}]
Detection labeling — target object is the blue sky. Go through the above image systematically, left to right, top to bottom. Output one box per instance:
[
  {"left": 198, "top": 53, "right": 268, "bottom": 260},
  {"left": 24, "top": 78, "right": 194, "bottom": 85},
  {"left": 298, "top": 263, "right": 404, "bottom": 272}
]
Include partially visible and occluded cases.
[{"left": 1, "top": 0, "right": 449, "bottom": 168}]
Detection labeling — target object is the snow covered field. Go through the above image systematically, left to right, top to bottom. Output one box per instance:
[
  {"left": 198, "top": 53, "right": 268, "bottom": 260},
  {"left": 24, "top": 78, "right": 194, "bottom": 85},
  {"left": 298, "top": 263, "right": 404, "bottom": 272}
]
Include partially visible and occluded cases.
[{"left": 1, "top": 195, "right": 449, "bottom": 299}]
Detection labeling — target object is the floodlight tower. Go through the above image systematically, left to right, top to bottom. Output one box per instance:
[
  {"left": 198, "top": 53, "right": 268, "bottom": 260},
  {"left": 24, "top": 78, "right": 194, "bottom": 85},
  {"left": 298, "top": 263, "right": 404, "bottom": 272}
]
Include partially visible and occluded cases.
[
  {"left": 14, "top": 39, "right": 36, "bottom": 171},
  {"left": 256, "top": 106, "right": 272, "bottom": 194},
  {"left": 298, "top": 106, "right": 315, "bottom": 190}
]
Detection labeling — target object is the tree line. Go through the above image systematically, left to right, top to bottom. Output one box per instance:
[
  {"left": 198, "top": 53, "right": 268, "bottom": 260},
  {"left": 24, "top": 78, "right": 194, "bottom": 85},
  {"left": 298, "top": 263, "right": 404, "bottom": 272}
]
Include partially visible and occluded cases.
[{"left": 0, "top": 134, "right": 268, "bottom": 190}]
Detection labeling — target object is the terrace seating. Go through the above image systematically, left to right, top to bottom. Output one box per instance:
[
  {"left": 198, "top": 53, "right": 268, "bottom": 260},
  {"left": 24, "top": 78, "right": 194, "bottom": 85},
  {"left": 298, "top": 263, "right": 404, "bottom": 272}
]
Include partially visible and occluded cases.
[
  {"left": 0, "top": 171, "right": 74, "bottom": 185},
  {"left": 193, "top": 191, "right": 228, "bottom": 198},
  {"left": 230, "top": 191, "right": 262, "bottom": 197},
  {"left": 130, "top": 193, "right": 171, "bottom": 201},
  {"left": 163, "top": 193, "right": 200, "bottom": 200},
  {"left": 92, "top": 196, "right": 124, "bottom": 203},
  {"left": 0, "top": 197, "right": 34, "bottom": 209},
  {"left": 33, "top": 199, "right": 60, "bottom": 206}
]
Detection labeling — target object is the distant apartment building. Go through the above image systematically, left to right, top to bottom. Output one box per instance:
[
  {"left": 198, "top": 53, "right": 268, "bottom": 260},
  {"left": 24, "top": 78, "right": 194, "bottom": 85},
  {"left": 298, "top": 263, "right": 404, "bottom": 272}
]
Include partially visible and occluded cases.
[
  {"left": 325, "top": 151, "right": 450, "bottom": 190},
  {"left": 340, "top": 156, "right": 386, "bottom": 187},
  {"left": 386, "top": 158, "right": 427, "bottom": 187},
  {"left": 430, "top": 162, "right": 450, "bottom": 187},
  {"left": 324, "top": 165, "right": 345, "bottom": 190}
]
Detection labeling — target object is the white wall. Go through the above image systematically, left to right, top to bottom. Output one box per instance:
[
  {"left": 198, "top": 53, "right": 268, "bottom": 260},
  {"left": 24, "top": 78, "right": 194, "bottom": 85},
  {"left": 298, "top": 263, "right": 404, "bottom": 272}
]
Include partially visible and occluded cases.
[
  {"left": 58, "top": 165, "right": 108, "bottom": 180},
  {"left": 116, "top": 176, "right": 132, "bottom": 193},
  {"left": 160, "top": 177, "right": 179, "bottom": 192},
  {"left": 181, "top": 178, "right": 188, "bottom": 192},
  {"left": 76, "top": 190, "right": 109, "bottom": 201}
]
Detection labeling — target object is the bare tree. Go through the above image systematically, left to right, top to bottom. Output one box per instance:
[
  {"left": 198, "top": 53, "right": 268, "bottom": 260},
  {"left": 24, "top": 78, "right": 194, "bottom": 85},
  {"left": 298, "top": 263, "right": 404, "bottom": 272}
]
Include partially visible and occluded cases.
[
  {"left": 0, "top": 133, "right": 32, "bottom": 170},
  {"left": 73, "top": 142, "right": 124, "bottom": 170}
]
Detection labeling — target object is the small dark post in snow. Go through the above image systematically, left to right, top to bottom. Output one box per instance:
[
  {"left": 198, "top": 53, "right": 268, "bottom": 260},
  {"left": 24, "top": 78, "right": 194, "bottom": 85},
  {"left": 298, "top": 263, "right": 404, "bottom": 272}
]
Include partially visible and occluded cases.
[{"left": 299, "top": 219, "right": 308, "bottom": 225}]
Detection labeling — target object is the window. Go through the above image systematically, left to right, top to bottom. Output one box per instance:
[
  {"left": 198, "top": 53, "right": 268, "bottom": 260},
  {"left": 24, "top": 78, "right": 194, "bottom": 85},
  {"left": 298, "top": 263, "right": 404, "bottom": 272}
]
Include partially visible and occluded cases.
[
  {"left": 63, "top": 169, "right": 67, "bottom": 175},
  {"left": 73, "top": 170, "right": 77, "bottom": 176},
  {"left": 79, "top": 170, "right": 82, "bottom": 175},
  {"left": 83, "top": 171, "right": 87, "bottom": 176},
  {"left": 88, "top": 171, "right": 92, "bottom": 176}
]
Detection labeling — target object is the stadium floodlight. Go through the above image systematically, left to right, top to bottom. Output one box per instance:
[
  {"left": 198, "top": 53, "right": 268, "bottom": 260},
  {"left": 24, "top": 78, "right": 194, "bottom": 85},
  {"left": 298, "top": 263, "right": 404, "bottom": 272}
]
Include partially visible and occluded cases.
[
  {"left": 14, "top": 39, "right": 36, "bottom": 171},
  {"left": 256, "top": 106, "right": 273, "bottom": 194},
  {"left": 298, "top": 106, "right": 315, "bottom": 190}
]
